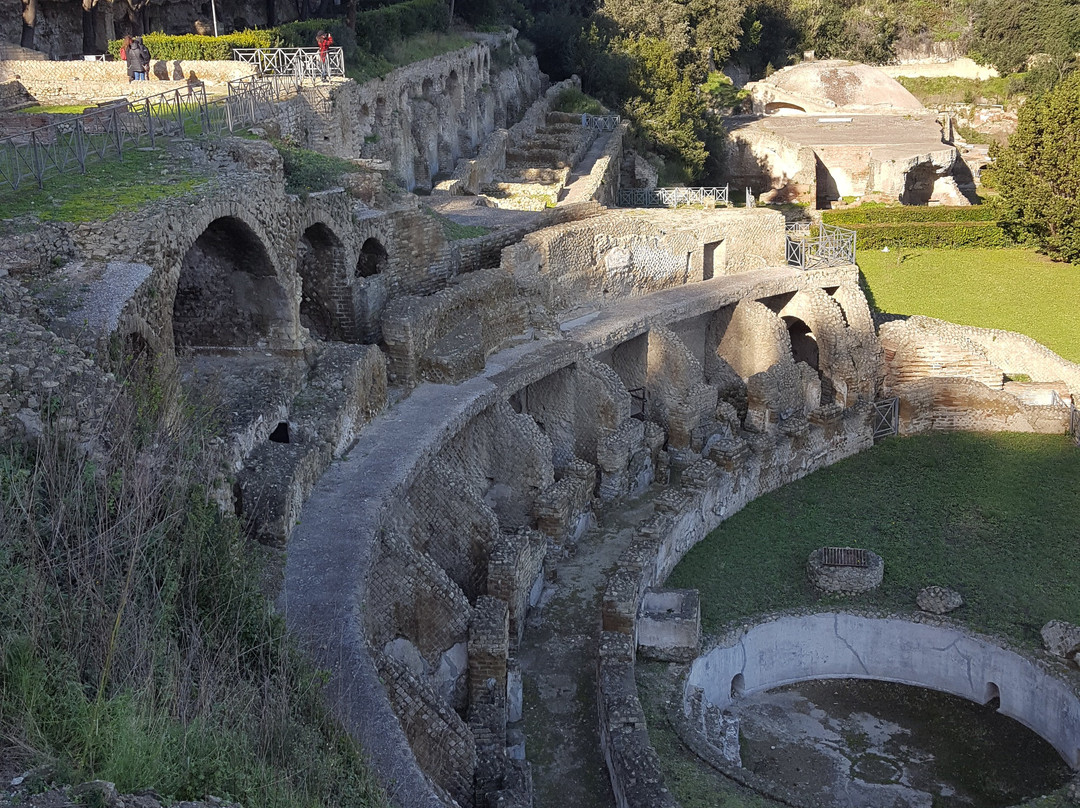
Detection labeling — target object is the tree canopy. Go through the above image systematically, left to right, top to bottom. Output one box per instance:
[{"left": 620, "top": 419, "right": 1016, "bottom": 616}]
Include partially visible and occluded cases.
[{"left": 985, "top": 71, "right": 1080, "bottom": 263}]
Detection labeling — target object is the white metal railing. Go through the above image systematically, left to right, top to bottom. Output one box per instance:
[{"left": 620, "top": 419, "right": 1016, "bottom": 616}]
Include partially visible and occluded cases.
[
  {"left": 233, "top": 47, "right": 345, "bottom": 80},
  {"left": 580, "top": 113, "right": 621, "bottom": 132},
  {"left": 616, "top": 186, "right": 730, "bottom": 208},
  {"left": 785, "top": 222, "right": 857, "bottom": 269}
]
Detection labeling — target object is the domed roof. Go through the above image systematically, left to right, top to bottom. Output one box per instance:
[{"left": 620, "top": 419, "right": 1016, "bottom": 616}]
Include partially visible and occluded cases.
[{"left": 762, "top": 60, "right": 924, "bottom": 111}]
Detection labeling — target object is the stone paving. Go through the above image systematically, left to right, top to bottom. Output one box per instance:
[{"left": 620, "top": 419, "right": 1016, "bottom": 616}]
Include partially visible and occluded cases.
[{"left": 519, "top": 493, "right": 660, "bottom": 808}]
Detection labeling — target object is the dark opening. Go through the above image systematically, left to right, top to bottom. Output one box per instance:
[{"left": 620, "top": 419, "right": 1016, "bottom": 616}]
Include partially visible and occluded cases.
[
  {"left": 900, "top": 162, "right": 940, "bottom": 206},
  {"left": 173, "top": 216, "right": 288, "bottom": 350},
  {"left": 298, "top": 222, "right": 345, "bottom": 341},
  {"left": 357, "top": 237, "right": 388, "bottom": 278},
  {"left": 703, "top": 240, "right": 723, "bottom": 280},
  {"left": 784, "top": 316, "right": 819, "bottom": 370},
  {"left": 269, "top": 421, "right": 291, "bottom": 444},
  {"left": 232, "top": 480, "right": 243, "bottom": 517},
  {"left": 731, "top": 673, "right": 745, "bottom": 698},
  {"left": 984, "top": 681, "right": 1001, "bottom": 709}
]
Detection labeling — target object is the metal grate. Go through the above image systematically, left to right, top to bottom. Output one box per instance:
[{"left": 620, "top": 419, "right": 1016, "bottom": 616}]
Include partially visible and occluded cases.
[
  {"left": 872, "top": 397, "right": 899, "bottom": 440},
  {"left": 821, "top": 547, "right": 871, "bottom": 567}
]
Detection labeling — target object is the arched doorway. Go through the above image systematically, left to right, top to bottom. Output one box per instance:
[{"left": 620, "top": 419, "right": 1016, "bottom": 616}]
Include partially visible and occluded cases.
[
  {"left": 173, "top": 217, "right": 290, "bottom": 351},
  {"left": 298, "top": 222, "right": 350, "bottom": 341},
  {"left": 355, "top": 237, "right": 389, "bottom": 343},
  {"left": 356, "top": 237, "right": 388, "bottom": 278},
  {"left": 783, "top": 315, "right": 819, "bottom": 370}
]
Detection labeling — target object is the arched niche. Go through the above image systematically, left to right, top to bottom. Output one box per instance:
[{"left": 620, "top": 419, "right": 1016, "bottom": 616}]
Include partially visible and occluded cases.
[
  {"left": 173, "top": 216, "right": 290, "bottom": 351},
  {"left": 298, "top": 222, "right": 349, "bottom": 341}
]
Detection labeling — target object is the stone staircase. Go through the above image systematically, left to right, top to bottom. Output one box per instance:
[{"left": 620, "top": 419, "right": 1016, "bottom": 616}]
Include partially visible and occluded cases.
[{"left": 483, "top": 111, "right": 598, "bottom": 210}]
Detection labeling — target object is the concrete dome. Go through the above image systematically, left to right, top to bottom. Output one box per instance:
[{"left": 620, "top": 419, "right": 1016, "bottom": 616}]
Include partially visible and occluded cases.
[{"left": 753, "top": 60, "right": 925, "bottom": 114}]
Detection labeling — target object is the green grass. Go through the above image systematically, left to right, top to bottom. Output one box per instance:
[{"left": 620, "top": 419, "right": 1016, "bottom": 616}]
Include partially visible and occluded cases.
[
  {"left": 346, "top": 32, "right": 472, "bottom": 82},
  {"left": 896, "top": 75, "right": 1023, "bottom": 107},
  {"left": 16, "top": 104, "right": 95, "bottom": 115},
  {"left": 275, "top": 142, "right": 367, "bottom": 195},
  {"left": 0, "top": 147, "right": 208, "bottom": 222},
  {"left": 857, "top": 247, "right": 1080, "bottom": 362},
  {"left": 0, "top": 380, "right": 390, "bottom": 807},
  {"left": 666, "top": 432, "right": 1080, "bottom": 647}
]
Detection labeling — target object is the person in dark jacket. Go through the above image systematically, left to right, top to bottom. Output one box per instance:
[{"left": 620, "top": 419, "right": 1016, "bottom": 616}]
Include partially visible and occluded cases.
[{"left": 126, "top": 36, "right": 150, "bottom": 81}]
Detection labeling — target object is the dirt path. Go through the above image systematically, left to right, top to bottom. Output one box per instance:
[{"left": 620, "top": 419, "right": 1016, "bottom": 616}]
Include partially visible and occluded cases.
[{"left": 517, "top": 493, "right": 659, "bottom": 808}]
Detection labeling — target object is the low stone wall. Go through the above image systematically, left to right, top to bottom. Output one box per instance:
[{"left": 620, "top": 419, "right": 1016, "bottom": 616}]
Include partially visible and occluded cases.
[
  {"left": 0, "top": 58, "right": 255, "bottom": 103},
  {"left": 502, "top": 208, "right": 786, "bottom": 313},
  {"left": 381, "top": 268, "right": 529, "bottom": 386},
  {"left": 881, "top": 316, "right": 1077, "bottom": 434},
  {"left": 892, "top": 376, "right": 1069, "bottom": 435},
  {"left": 598, "top": 408, "right": 875, "bottom": 808},
  {"left": 685, "top": 613, "right": 1080, "bottom": 767}
]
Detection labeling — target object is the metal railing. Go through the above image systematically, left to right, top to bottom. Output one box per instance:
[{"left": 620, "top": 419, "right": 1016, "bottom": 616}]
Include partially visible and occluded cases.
[
  {"left": 233, "top": 47, "right": 345, "bottom": 80},
  {"left": 0, "top": 70, "right": 312, "bottom": 191},
  {"left": 222, "top": 72, "right": 306, "bottom": 131},
  {"left": 0, "top": 85, "right": 216, "bottom": 190},
  {"left": 580, "top": 114, "right": 621, "bottom": 132},
  {"left": 616, "top": 185, "right": 730, "bottom": 208},
  {"left": 785, "top": 222, "right": 857, "bottom": 269}
]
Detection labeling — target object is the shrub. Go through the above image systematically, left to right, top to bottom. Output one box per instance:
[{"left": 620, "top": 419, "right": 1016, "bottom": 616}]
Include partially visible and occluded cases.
[
  {"left": 354, "top": 0, "right": 451, "bottom": 55},
  {"left": 277, "top": 18, "right": 357, "bottom": 61},
  {"left": 107, "top": 30, "right": 279, "bottom": 61},
  {"left": 552, "top": 87, "right": 605, "bottom": 115},
  {"left": 823, "top": 205, "right": 997, "bottom": 225},
  {"left": 846, "top": 221, "right": 1012, "bottom": 249}
]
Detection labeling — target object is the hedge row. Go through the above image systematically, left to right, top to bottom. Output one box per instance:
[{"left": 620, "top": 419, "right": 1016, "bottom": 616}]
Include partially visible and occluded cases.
[
  {"left": 355, "top": 0, "right": 451, "bottom": 54},
  {"left": 106, "top": 30, "right": 279, "bottom": 61},
  {"left": 823, "top": 205, "right": 997, "bottom": 225},
  {"left": 849, "top": 221, "right": 1012, "bottom": 249}
]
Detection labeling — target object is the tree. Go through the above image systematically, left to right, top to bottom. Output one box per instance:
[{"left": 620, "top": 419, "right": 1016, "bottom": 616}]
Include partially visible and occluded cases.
[
  {"left": 21, "top": 0, "right": 36, "bottom": 49},
  {"left": 985, "top": 71, "right": 1080, "bottom": 263}
]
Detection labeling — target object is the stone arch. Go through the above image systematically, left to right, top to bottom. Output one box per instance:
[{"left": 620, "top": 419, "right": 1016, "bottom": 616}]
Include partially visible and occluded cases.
[
  {"left": 447, "top": 70, "right": 462, "bottom": 109},
  {"left": 901, "top": 162, "right": 939, "bottom": 205},
  {"left": 172, "top": 216, "right": 292, "bottom": 351},
  {"left": 298, "top": 222, "right": 353, "bottom": 341},
  {"left": 354, "top": 237, "right": 390, "bottom": 343},
  {"left": 357, "top": 237, "right": 388, "bottom": 278},
  {"left": 783, "top": 315, "right": 819, "bottom": 370},
  {"left": 984, "top": 681, "right": 1001, "bottom": 706}
]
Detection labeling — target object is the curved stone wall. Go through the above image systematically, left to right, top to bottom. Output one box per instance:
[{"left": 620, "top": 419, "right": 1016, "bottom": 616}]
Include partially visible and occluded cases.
[{"left": 684, "top": 613, "right": 1080, "bottom": 767}]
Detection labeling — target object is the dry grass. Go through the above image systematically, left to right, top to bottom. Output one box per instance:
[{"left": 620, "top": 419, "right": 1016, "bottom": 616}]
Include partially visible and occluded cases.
[{"left": 0, "top": 361, "right": 388, "bottom": 806}]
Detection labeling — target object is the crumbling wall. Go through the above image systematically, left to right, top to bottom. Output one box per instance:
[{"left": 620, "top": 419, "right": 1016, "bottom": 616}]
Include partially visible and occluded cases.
[
  {"left": 274, "top": 42, "right": 545, "bottom": 192},
  {"left": 502, "top": 208, "right": 786, "bottom": 313},
  {"left": 381, "top": 269, "right": 528, "bottom": 386},
  {"left": 438, "top": 400, "right": 555, "bottom": 531}
]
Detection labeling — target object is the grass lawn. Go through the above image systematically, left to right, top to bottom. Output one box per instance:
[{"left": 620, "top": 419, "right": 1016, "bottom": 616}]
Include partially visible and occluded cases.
[
  {"left": 0, "top": 145, "right": 208, "bottom": 222},
  {"left": 858, "top": 247, "right": 1080, "bottom": 363},
  {"left": 666, "top": 432, "right": 1080, "bottom": 647}
]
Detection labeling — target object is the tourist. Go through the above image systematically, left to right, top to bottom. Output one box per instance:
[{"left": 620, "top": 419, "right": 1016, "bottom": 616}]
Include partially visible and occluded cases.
[
  {"left": 316, "top": 30, "right": 333, "bottom": 83},
  {"left": 127, "top": 36, "right": 150, "bottom": 82}
]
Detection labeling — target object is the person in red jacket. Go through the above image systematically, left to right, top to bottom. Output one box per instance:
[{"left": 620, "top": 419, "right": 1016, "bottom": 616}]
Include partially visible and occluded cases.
[{"left": 316, "top": 30, "right": 333, "bottom": 83}]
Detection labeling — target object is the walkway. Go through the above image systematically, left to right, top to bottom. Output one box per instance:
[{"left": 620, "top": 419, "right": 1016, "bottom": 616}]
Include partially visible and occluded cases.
[
  {"left": 558, "top": 128, "right": 618, "bottom": 206},
  {"left": 518, "top": 493, "right": 659, "bottom": 808}
]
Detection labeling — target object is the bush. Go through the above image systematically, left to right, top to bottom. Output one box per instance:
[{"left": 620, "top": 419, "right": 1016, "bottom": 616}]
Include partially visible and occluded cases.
[
  {"left": 354, "top": 0, "right": 451, "bottom": 55},
  {"left": 277, "top": 17, "right": 356, "bottom": 61},
  {"left": 107, "top": 30, "right": 279, "bottom": 61},
  {"left": 552, "top": 87, "right": 605, "bottom": 115},
  {"left": 823, "top": 205, "right": 998, "bottom": 225},
  {"left": 845, "top": 221, "right": 1012, "bottom": 249}
]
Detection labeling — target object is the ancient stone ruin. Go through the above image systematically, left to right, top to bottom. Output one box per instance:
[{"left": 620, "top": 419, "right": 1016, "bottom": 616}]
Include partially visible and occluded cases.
[{"left": 1, "top": 31, "right": 1079, "bottom": 808}]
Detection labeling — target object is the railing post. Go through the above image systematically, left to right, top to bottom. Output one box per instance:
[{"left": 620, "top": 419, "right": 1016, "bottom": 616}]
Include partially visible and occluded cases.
[{"left": 31, "top": 131, "right": 44, "bottom": 188}]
